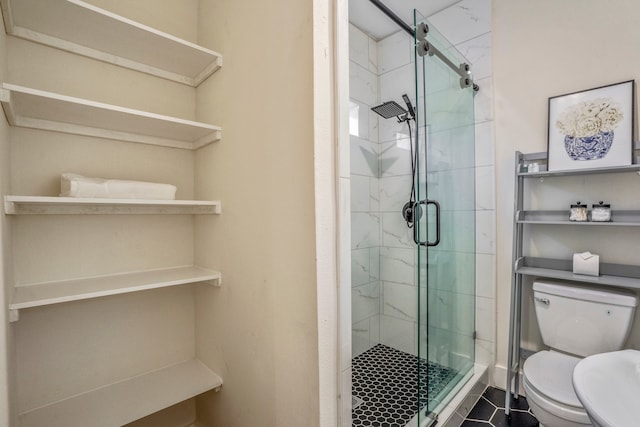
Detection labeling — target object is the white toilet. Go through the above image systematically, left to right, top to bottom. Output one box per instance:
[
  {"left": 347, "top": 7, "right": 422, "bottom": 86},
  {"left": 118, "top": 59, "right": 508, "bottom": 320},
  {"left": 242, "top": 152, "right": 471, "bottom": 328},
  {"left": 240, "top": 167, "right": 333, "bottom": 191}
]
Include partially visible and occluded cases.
[{"left": 522, "top": 279, "right": 638, "bottom": 427}]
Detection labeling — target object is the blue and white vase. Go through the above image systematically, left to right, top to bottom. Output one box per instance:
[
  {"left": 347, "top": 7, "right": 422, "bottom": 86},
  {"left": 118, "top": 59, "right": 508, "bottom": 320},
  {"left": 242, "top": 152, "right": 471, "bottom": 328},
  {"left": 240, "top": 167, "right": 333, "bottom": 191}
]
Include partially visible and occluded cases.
[{"left": 564, "top": 131, "right": 614, "bottom": 161}]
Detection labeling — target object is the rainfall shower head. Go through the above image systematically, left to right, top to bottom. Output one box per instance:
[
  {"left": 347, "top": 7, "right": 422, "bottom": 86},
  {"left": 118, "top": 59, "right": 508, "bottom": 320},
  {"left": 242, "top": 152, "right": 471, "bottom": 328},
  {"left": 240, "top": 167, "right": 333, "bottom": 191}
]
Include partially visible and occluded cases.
[{"left": 371, "top": 101, "right": 407, "bottom": 120}]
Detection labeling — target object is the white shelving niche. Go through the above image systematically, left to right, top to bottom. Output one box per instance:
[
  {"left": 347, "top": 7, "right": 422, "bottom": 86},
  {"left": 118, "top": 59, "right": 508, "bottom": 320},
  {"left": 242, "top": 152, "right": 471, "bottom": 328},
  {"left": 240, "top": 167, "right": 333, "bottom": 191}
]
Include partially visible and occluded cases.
[
  {"left": 0, "top": 0, "right": 222, "bottom": 87},
  {"left": 2, "top": 1, "right": 225, "bottom": 423},
  {"left": 504, "top": 151, "right": 640, "bottom": 416}
]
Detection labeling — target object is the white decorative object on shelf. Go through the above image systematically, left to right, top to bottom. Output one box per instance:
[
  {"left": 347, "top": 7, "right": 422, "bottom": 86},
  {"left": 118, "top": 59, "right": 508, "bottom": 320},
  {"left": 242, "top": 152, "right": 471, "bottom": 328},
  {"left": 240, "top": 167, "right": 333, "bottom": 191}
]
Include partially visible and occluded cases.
[
  {"left": 0, "top": 0, "right": 222, "bottom": 86},
  {"left": 0, "top": 83, "right": 222, "bottom": 150},
  {"left": 4, "top": 195, "right": 221, "bottom": 215},
  {"left": 591, "top": 201, "right": 612, "bottom": 222},
  {"left": 569, "top": 202, "right": 588, "bottom": 222},
  {"left": 572, "top": 252, "right": 600, "bottom": 276},
  {"left": 18, "top": 359, "right": 222, "bottom": 427}
]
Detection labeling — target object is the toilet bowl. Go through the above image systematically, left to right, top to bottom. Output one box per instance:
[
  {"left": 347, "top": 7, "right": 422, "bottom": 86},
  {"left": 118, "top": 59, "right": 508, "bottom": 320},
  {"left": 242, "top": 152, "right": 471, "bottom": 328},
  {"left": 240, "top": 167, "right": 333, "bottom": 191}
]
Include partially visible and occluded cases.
[
  {"left": 522, "top": 280, "right": 638, "bottom": 427},
  {"left": 523, "top": 350, "right": 591, "bottom": 426}
]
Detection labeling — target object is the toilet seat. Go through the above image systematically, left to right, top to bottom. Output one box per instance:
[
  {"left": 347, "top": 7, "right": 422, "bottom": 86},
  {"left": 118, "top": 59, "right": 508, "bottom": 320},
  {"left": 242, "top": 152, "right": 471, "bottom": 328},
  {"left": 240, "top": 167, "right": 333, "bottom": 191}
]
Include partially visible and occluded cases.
[{"left": 523, "top": 350, "right": 591, "bottom": 424}]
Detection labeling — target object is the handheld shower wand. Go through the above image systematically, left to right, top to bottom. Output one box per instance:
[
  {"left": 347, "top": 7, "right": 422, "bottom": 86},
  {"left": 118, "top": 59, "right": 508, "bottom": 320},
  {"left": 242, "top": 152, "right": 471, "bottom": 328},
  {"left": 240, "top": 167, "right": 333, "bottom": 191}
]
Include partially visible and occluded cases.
[
  {"left": 371, "top": 94, "right": 420, "bottom": 229},
  {"left": 402, "top": 94, "right": 415, "bottom": 121}
]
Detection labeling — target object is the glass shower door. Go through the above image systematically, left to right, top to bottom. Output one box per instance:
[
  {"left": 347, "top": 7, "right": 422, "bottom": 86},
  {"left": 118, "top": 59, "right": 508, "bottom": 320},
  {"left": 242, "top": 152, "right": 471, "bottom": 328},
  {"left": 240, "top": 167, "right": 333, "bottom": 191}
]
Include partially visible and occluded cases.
[{"left": 414, "top": 12, "right": 476, "bottom": 425}]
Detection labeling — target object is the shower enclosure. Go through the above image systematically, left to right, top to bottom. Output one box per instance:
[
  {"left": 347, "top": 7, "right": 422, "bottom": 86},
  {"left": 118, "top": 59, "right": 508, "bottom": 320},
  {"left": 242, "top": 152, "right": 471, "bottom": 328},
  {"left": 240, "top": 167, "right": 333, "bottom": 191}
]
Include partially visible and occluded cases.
[
  {"left": 349, "top": 5, "right": 476, "bottom": 427},
  {"left": 414, "top": 9, "right": 477, "bottom": 424}
]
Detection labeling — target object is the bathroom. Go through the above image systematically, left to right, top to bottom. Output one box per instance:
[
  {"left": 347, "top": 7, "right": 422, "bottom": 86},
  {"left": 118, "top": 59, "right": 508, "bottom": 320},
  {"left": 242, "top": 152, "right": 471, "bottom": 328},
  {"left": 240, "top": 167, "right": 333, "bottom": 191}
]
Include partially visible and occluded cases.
[{"left": 1, "top": 1, "right": 640, "bottom": 427}]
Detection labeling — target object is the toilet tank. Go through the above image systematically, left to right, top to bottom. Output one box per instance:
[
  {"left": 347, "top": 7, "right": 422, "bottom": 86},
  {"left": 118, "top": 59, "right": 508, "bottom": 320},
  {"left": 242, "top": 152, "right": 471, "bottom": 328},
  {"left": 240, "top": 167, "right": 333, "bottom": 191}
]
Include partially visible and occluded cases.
[{"left": 533, "top": 279, "right": 638, "bottom": 357}]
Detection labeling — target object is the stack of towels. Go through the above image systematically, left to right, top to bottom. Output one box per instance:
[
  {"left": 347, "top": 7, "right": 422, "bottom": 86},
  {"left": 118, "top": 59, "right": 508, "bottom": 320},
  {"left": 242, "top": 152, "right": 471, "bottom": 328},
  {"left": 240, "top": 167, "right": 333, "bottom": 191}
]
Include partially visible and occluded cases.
[{"left": 60, "top": 173, "right": 177, "bottom": 200}]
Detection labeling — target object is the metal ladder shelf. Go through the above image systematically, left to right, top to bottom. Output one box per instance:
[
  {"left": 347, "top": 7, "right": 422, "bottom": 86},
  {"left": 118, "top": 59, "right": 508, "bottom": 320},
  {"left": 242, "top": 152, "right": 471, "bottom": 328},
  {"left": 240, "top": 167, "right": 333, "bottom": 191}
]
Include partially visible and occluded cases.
[{"left": 505, "top": 151, "right": 640, "bottom": 415}]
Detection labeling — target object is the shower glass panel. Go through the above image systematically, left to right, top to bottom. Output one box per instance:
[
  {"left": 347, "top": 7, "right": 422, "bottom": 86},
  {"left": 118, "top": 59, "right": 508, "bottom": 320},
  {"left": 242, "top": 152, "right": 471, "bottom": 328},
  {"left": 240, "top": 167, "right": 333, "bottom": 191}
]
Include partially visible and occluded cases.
[{"left": 414, "top": 11, "right": 476, "bottom": 424}]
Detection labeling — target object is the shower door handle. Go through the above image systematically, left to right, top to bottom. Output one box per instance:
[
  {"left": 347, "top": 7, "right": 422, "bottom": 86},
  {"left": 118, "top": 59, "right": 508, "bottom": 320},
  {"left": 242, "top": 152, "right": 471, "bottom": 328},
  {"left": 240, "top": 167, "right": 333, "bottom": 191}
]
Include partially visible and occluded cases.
[{"left": 413, "top": 199, "right": 440, "bottom": 247}]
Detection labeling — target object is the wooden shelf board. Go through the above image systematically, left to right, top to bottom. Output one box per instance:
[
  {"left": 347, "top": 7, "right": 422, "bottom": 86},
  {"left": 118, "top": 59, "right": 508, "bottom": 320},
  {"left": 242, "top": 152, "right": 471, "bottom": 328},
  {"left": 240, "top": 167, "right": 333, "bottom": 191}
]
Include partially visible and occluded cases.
[
  {"left": 0, "top": 0, "right": 222, "bottom": 86},
  {"left": 0, "top": 84, "right": 222, "bottom": 150},
  {"left": 518, "top": 163, "right": 640, "bottom": 178},
  {"left": 4, "top": 195, "right": 222, "bottom": 215},
  {"left": 517, "top": 210, "right": 640, "bottom": 226},
  {"left": 519, "top": 221, "right": 640, "bottom": 226},
  {"left": 516, "top": 257, "right": 640, "bottom": 290},
  {"left": 10, "top": 265, "right": 221, "bottom": 311},
  {"left": 517, "top": 266, "right": 640, "bottom": 289},
  {"left": 19, "top": 359, "right": 222, "bottom": 427}
]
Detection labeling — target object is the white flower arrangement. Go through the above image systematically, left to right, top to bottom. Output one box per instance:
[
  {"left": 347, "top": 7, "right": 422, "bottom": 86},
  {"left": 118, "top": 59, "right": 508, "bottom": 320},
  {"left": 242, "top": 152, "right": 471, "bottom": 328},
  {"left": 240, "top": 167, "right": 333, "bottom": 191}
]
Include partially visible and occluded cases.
[{"left": 555, "top": 98, "right": 623, "bottom": 138}]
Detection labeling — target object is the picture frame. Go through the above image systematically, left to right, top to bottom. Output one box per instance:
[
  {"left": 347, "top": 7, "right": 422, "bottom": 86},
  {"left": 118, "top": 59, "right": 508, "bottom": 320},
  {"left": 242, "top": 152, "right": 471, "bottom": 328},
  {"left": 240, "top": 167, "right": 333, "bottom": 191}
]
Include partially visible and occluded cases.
[{"left": 547, "top": 80, "right": 635, "bottom": 172}]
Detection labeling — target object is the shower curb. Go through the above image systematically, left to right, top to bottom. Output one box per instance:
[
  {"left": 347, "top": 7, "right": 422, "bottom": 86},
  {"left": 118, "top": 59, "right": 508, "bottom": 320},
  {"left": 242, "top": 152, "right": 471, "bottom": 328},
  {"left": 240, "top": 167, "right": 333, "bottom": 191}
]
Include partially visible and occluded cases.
[{"left": 437, "top": 364, "right": 489, "bottom": 427}]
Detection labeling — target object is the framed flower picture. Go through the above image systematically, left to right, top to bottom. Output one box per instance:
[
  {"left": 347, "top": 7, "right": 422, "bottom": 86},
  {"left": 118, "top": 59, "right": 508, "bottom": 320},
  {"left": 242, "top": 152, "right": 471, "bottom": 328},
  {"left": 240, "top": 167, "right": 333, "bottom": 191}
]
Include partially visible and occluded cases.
[{"left": 547, "top": 80, "right": 635, "bottom": 172}]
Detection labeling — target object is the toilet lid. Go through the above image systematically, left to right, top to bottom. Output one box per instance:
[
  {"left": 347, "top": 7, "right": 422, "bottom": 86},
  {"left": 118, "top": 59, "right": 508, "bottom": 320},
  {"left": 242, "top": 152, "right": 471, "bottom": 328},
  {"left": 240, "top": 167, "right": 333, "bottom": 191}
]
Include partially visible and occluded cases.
[{"left": 524, "top": 350, "right": 582, "bottom": 408}]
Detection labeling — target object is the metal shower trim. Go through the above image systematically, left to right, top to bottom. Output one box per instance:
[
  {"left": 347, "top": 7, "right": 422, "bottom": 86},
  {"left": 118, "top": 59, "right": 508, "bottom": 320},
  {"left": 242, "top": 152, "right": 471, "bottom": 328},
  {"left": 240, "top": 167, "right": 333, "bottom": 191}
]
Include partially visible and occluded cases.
[
  {"left": 367, "top": 0, "right": 479, "bottom": 92},
  {"left": 415, "top": 22, "right": 476, "bottom": 90}
]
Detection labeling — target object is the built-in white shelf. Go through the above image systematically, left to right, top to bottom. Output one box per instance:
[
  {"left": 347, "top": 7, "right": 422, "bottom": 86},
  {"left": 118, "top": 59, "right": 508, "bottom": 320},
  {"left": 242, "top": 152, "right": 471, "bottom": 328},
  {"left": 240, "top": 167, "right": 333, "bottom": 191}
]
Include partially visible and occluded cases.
[
  {"left": 0, "top": 0, "right": 222, "bottom": 86},
  {"left": 0, "top": 84, "right": 222, "bottom": 150},
  {"left": 4, "top": 195, "right": 222, "bottom": 215},
  {"left": 516, "top": 210, "right": 640, "bottom": 226},
  {"left": 515, "top": 257, "right": 640, "bottom": 290},
  {"left": 9, "top": 265, "right": 221, "bottom": 319},
  {"left": 19, "top": 359, "right": 222, "bottom": 427}
]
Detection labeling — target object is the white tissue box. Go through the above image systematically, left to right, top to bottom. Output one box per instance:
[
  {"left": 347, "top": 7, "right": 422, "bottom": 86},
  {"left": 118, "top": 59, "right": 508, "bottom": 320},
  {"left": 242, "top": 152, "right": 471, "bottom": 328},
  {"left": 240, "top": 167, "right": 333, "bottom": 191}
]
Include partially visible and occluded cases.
[{"left": 573, "top": 252, "right": 599, "bottom": 276}]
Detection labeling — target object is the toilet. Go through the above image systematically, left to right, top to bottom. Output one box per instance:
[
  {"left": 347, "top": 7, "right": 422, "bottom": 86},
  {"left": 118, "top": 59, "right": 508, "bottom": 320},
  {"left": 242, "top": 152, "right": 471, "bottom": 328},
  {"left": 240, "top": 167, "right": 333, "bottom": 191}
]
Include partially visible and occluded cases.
[{"left": 522, "top": 279, "right": 638, "bottom": 427}]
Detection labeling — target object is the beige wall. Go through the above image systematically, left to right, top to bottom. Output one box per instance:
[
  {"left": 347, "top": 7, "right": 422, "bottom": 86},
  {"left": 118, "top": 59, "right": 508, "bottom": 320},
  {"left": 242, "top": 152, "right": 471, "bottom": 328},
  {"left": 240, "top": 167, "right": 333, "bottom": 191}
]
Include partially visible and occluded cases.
[
  {"left": 85, "top": 0, "right": 199, "bottom": 42},
  {"left": 194, "top": 0, "right": 325, "bottom": 426},
  {"left": 493, "top": 0, "right": 640, "bottom": 385},
  {"left": 0, "top": 11, "right": 11, "bottom": 426}
]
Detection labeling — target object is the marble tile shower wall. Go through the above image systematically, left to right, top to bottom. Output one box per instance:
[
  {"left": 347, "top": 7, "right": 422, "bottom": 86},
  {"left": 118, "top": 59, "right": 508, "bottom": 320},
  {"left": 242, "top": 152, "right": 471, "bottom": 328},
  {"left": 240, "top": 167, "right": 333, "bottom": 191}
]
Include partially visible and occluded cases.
[
  {"left": 349, "top": 0, "right": 495, "bottom": 372},
  {"left": 349, "top": 24, "right": 382, "bottom": 357},
  {"left": 376, "top": 29, "right": 420, "bottom": 357}
]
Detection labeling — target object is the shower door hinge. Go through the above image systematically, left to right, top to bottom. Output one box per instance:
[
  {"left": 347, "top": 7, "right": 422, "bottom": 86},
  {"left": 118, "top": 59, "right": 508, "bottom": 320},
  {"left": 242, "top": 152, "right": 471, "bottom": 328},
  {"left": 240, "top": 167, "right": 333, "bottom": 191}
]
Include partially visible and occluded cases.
[{"left": 472, "top": 331, "right": 477, "bottom": 340}]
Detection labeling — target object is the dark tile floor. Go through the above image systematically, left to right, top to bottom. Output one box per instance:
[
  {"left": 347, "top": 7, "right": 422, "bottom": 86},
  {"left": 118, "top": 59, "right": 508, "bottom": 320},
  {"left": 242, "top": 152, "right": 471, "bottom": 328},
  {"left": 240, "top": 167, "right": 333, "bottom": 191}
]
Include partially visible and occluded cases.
[
  {"left": 351, "top": 344, "right": 458, "bottom": 427},
  {"left": 461, "top": 387, "right": 539, "bottom": 427}
]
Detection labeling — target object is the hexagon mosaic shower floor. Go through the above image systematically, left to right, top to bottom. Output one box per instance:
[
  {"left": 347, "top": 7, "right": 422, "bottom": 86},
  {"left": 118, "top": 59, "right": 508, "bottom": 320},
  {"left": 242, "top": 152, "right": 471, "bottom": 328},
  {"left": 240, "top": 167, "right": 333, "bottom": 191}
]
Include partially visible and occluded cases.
[{"left": 351, "top": 344, "right": 458, "bottom": 427}]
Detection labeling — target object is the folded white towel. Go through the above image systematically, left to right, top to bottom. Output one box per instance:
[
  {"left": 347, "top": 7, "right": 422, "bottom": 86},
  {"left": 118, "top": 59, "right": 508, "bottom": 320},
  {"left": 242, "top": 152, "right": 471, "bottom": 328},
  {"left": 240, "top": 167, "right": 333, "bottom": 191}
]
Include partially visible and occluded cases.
[{"left": 60, "top": 173, "right": 177, "bottom": 200}]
